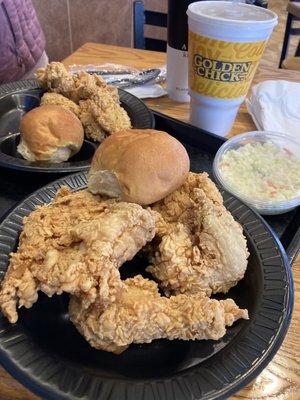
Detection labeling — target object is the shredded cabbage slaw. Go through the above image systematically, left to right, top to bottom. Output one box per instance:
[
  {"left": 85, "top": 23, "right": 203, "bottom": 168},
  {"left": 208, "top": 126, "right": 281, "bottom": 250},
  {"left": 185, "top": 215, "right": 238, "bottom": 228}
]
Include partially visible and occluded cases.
[{"left": 219, "top": 141, "right": 300, "bottom": 202}]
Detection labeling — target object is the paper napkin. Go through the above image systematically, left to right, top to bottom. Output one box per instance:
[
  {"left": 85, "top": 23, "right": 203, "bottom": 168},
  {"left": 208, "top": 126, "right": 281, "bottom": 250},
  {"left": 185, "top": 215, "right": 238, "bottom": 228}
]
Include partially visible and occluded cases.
[
  {"left": 246, "top": 80, "right": 300, "bottom": 138},
  {"left": 125, "top": 83, "right": 167, "bottom": 99}
]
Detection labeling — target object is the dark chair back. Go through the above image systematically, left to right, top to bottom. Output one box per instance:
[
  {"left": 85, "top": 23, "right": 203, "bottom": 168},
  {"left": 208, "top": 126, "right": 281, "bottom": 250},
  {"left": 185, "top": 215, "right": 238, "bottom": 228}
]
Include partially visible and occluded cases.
[
  {"left": 279, "top": 0, "right": 300, "bottom": 67},
  {"left": 133, "top": 1, "right": 167, "bottom": 52}
]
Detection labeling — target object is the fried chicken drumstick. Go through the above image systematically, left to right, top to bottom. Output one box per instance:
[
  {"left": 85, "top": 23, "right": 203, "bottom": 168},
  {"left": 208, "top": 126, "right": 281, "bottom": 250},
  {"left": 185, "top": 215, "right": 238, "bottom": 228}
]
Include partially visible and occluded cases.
[
  {"left": 147, "top": 172, "right": 249, "bottom": 296},
  {"left": 0, "top": 188, "right": 155, "bottom": 323},
  {"left": 69, "top": 274, "right": 248, "bottom": 354}
]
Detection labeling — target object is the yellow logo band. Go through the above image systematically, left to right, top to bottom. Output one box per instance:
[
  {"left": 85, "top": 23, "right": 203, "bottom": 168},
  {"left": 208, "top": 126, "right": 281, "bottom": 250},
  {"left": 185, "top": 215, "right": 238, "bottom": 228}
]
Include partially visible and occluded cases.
[{"left": 188, "top": 31, "right": 267, "bottom": 99}]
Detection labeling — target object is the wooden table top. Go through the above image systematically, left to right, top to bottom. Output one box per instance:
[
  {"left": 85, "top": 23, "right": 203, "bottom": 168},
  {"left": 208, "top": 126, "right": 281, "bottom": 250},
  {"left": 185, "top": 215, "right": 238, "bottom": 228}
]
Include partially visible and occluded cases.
[{"left": 0, "top": 43, "right": 299, "bottom": 400}]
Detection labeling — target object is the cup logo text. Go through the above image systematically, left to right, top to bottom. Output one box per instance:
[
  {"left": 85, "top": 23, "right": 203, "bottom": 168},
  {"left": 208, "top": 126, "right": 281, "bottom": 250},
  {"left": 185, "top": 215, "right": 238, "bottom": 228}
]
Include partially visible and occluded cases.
[
  {"left": 188, "top": 31, "right": 267, "bottom": 99},
  {"left": 193, "top": 55, "right": 252, "bottom": 83}
]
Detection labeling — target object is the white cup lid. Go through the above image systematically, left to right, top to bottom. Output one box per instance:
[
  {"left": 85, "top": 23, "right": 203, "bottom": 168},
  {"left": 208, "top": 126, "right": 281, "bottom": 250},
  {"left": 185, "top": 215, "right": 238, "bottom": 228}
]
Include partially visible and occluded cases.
[{"left": 187, "top": 1, "right": 278, "bottom": 30}]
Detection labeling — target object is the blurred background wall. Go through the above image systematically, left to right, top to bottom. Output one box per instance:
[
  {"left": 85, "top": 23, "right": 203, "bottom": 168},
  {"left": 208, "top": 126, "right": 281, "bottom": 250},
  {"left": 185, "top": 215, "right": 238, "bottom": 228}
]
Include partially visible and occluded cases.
[
  {"left": 31, "top": 0, "right": 167, "bottom": 61},
  {"left": 32, "top": 0, "right": 298, "bottom": 68}
]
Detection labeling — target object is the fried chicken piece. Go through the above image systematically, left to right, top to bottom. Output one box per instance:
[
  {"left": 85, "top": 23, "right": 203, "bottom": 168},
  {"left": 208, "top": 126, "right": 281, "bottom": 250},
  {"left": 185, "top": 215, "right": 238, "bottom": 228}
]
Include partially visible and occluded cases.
[
  {"left": 36, "top": 62, "right": 131, "bottom": 142},
  {"left": 36, "top": 62, "right": 74, "bottom": 97},
  {"left": 36, "top": 63, "right": 119, "bottom": 104},
  {"left": 71, "top": 71, "right": 120, "bottom": 103},
  {"left": 75, "top": 73, "right": 131, "bottom": 141},
  {"left": 40, "top": 93, "right": 80, "bottom": 117},
  {"left": 79, "top": 97, "right": 131, "bottom": 141},
  {"left": 78, "top": 99, "right": 106, "bottom": 142},
  {"left": 152, "top": 171, "right": 223, "bottom": 227},
  {"left": 147, "top": 172, "right": 249, "bottom": 296},
  {"left": 0, "top": 188, "right": 155, "bottom": 323},
  {"left": 69, "top": 275, "right": 248, "bottom": 354}
]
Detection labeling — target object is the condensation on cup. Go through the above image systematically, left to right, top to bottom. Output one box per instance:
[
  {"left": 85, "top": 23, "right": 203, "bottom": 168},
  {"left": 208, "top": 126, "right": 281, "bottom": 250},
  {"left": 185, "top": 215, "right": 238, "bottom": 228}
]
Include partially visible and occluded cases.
[{"left": 187, "top": 1, "right": 278, "bottom": 136}]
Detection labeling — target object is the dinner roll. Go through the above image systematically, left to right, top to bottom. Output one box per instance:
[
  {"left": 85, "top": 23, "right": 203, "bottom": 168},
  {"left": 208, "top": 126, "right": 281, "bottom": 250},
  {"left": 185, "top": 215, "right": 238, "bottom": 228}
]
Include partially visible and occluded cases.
[
  {"left": 18, "top": 105, "right": 84, "bottom": 163},
  {"left": 88, "top": 129, "right": 190, "bottom": 205}
]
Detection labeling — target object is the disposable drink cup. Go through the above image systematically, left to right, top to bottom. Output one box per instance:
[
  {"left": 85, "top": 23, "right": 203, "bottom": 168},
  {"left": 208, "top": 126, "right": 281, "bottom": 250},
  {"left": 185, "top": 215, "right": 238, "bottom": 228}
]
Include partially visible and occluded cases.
[{"left": 187, "top": 1, "right": 278, "bottom": 136}]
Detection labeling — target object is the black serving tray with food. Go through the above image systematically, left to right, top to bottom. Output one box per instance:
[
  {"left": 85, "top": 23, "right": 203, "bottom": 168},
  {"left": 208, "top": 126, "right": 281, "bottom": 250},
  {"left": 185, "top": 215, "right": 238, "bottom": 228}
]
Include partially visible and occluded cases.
[
  {"left": 0, "top": 80, "right": 298, "bottom": 264},
  {"left": 0, "top": 82, "right": 296, "bottom": 400},
  {"left": 0, "top": 103, "right": 299, "bottom": 263}
]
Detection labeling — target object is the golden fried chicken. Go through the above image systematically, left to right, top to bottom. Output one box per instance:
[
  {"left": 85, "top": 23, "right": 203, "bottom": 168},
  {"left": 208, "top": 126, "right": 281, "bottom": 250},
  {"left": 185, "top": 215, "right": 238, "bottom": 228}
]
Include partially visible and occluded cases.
[
  {"left": 36, "top": 62, "right": 132, "bottom": 142},
  {"left": 36, "top": 62, "right": 74, "bottom": 97},
  {"left": 71, "top": 71, "right": 120, "bottom": 103},
  {"left": 72, "top": 71, "right": 131, "bottom": 140},
  {"left": 40, "top": 93, "right": 80, "bottom": 117},
  {"left": 78, "top": 97, "right": 131, "bottom": 142},
  {"left": 77, "top": 99, "right": 106, "bottom": 142},
  {"left": 147, "top": 172, "right": 249, "bottom": 296},
  {"left": 151, "top": 172, "right": 223, "bottom": 227},
  {"left": 0, "top": 188, "right": 155, "bottom": 323},
  {"left": 69, "top": 274, "right": 248, "bottom": 354}
]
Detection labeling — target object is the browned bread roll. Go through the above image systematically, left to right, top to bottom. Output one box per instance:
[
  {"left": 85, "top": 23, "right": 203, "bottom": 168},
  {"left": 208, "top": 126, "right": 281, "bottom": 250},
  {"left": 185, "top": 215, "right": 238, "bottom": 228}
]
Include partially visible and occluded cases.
[
  {"left": 18, "top": 105, "right": 84, "bottom": 163},
  {"left": 88, "top": 128, "right": 190, "bottom": 205}
]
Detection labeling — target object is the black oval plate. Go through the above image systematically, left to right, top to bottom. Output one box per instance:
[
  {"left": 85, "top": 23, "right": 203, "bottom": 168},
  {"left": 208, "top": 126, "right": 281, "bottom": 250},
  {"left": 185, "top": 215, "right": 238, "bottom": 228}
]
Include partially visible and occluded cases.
[
  {"left": 0, "top": 80, "right": 154, "bottom": 173},
  {"left": 0, "top": 172, "right": 293, "bottom": 400}
]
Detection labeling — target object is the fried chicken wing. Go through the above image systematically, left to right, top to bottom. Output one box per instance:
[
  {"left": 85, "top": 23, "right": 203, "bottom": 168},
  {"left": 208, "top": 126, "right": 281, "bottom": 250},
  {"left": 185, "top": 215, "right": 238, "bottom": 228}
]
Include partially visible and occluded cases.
[
  {"left": 36, "top": 62, "right": 131, "bottom": 142},
  {"left": 147, "top": 173, "right": 249, "bottom": 296},
  {"left": 0, "top": 189, "right": 155, "bottom": 323},
  {"left": 69, "top": 275, "right": 248, "bottom": 354}
]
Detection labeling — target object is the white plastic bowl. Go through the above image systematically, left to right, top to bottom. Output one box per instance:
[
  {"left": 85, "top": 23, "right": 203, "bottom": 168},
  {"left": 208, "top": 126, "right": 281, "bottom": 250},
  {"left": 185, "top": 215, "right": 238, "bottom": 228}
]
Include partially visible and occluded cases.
[{"left": 213, "top": 131, "right": 300, "bottom": 215}]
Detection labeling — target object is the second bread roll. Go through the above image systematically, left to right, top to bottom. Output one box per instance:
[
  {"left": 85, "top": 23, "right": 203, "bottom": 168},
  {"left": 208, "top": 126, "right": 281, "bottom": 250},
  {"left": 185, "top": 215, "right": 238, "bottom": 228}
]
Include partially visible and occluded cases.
[
  {"left": 18, "top": 105, "right": 84, "bottom": 163},
  {"left": 88, "top": 129, "right": 190, "bottom": 205}
]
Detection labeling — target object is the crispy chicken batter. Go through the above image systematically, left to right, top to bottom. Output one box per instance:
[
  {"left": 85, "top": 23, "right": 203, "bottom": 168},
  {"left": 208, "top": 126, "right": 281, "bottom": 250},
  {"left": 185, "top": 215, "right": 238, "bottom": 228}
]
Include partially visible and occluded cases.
[
  {"left": 36, "top": 62, "right": 131, "bottom": 142},
  {"left": 36, "top": 62, "right": 75, "bottom": 96},
  {"left": 71, "top": 71, "right": 120, "bottom": 103},
  {"left": 40, "top": 93, "right": 80, "bottom": 117},
  {"left": 78, "top": 96, "right": 131, "bottom": 142},
  {"left": 77, "top": 99, "right": 106, "bottom": 142},
  {"left": 0, "top": 171, "right": 250, "bottom": 354},
  {"left": 147, "top": 172, "right": 249, "bottom": 296},
  {"left": 0, "top": 188, "right": 155, "bottom": 323},
  {"left": 69, "top": 274, "right": 248, "bottom": 354}
]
